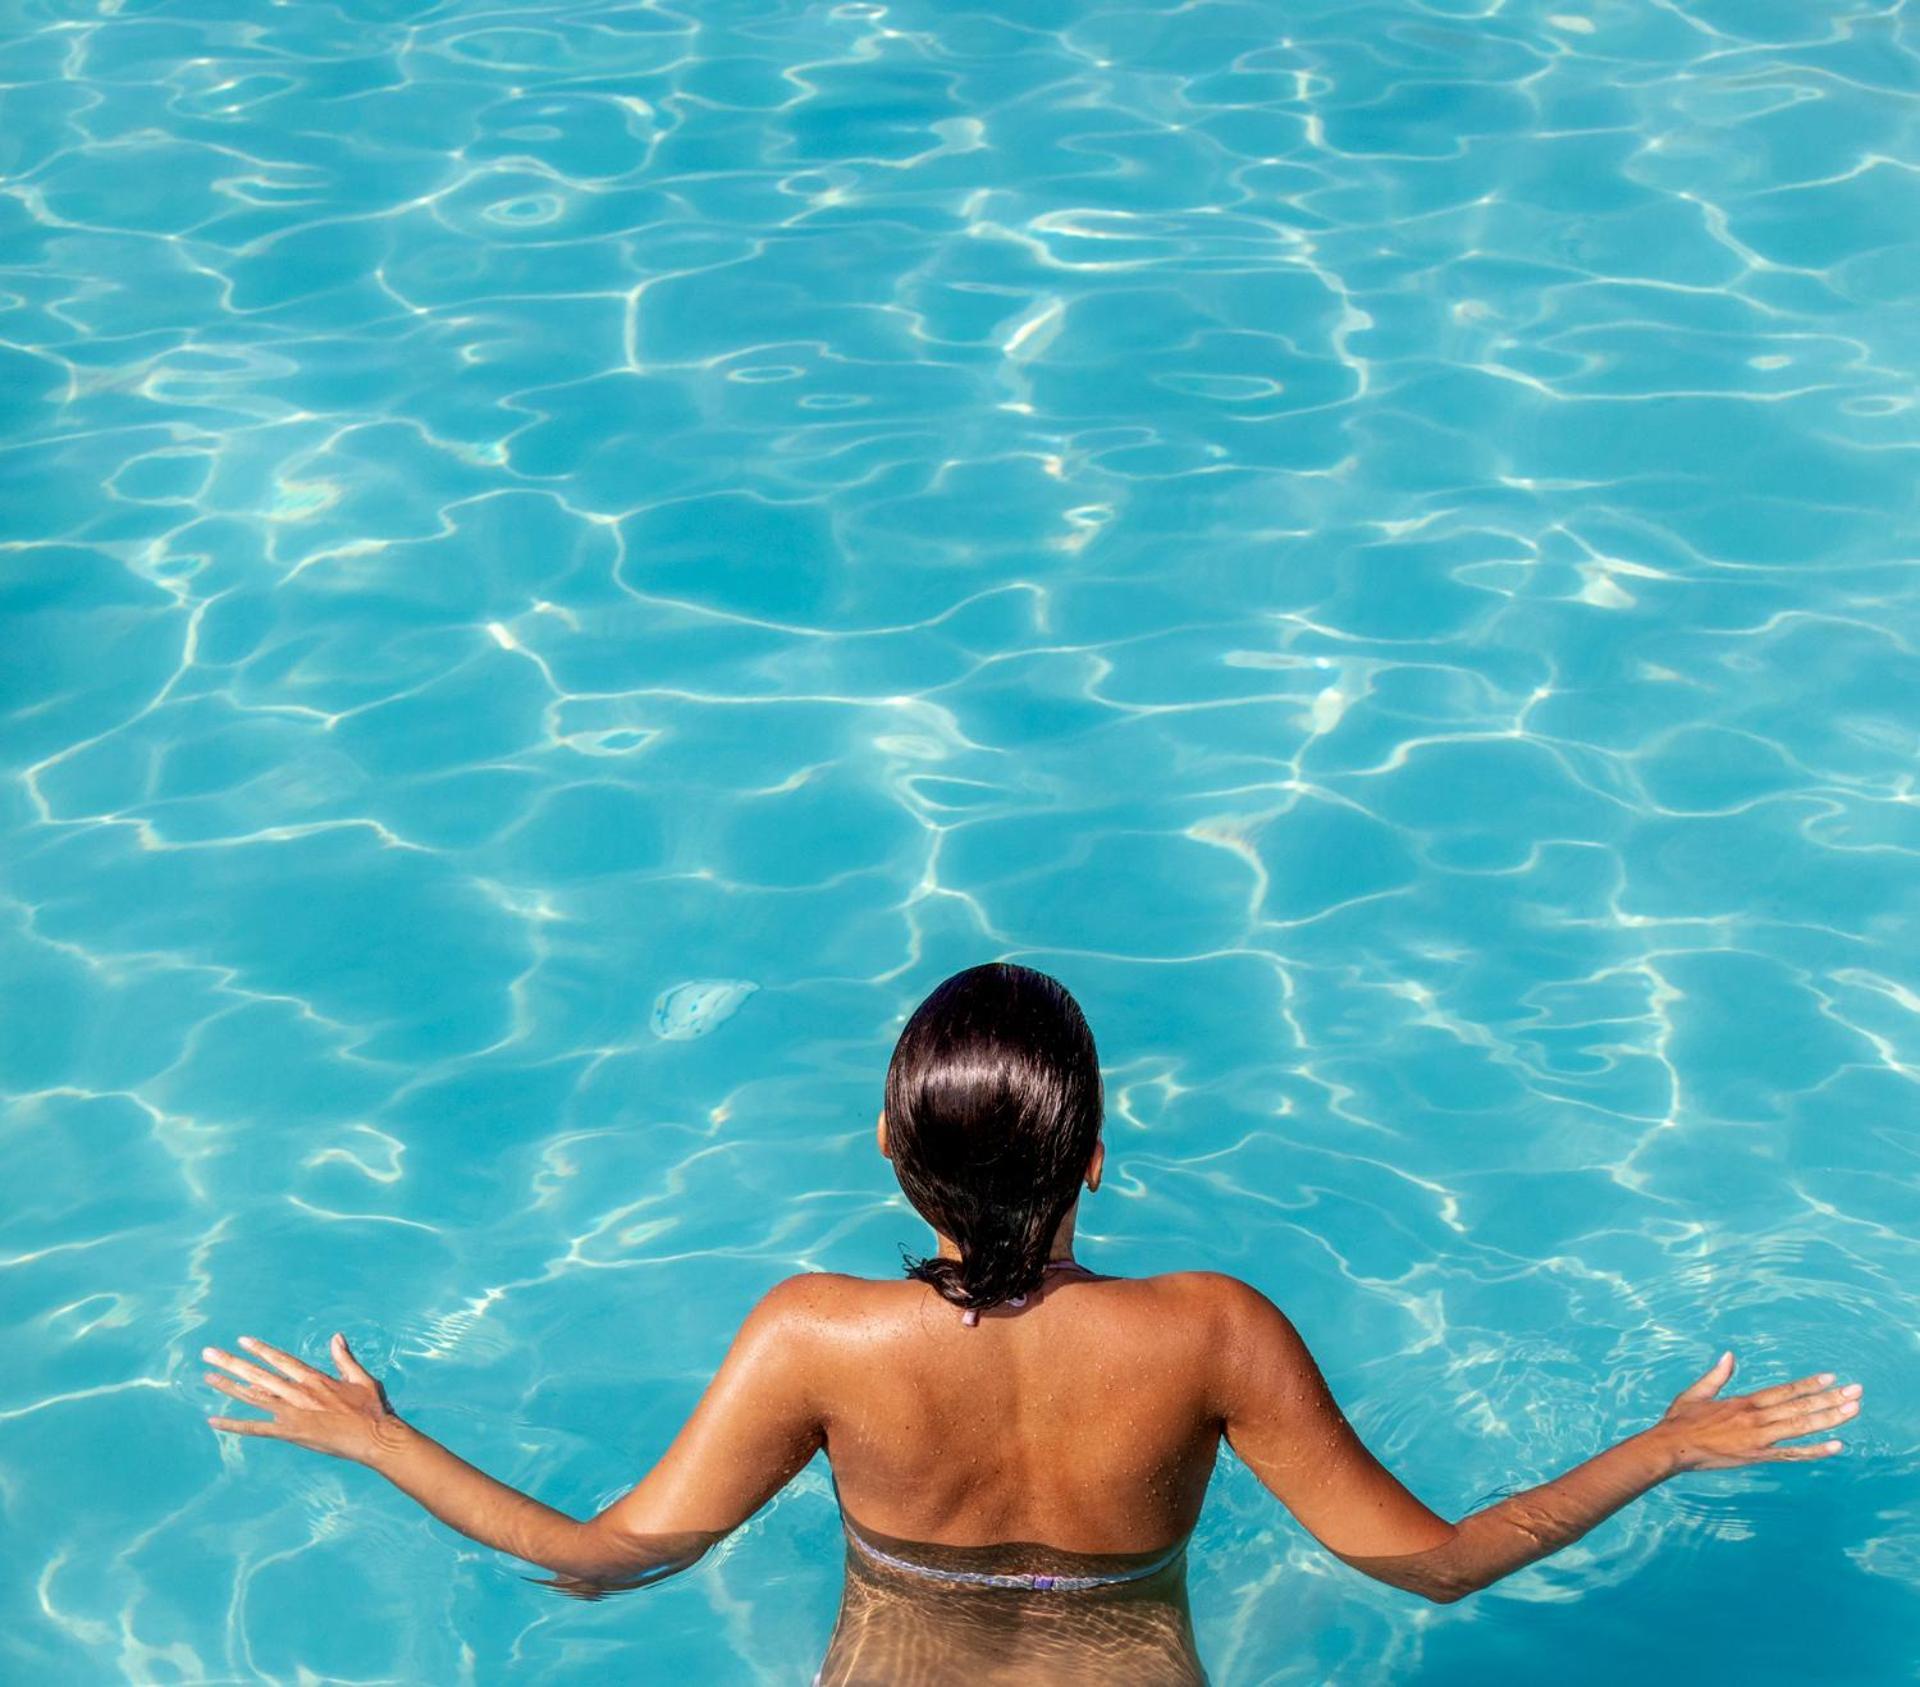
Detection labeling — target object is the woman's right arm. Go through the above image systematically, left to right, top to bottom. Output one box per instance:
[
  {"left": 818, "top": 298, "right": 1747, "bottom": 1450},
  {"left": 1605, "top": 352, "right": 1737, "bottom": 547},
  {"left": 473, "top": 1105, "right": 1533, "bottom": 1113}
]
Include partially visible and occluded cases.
[{"left": 1206, "top": 1277, "right": 1862, "bottom": 1604}]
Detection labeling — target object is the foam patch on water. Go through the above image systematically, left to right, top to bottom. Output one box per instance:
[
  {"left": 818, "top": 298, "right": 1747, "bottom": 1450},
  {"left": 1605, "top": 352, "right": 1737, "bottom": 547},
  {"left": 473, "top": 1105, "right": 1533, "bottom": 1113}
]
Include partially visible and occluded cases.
[{"left": 649, "top": 980, "right": 758, "bottom": 1040}]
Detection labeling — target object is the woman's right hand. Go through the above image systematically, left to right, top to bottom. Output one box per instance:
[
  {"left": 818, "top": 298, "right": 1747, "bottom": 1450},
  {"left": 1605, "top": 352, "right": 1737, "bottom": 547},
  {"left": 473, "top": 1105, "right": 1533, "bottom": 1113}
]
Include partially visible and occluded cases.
[{"left": 1652, "top": 1351, "right": 1862, "bottom": 1472}]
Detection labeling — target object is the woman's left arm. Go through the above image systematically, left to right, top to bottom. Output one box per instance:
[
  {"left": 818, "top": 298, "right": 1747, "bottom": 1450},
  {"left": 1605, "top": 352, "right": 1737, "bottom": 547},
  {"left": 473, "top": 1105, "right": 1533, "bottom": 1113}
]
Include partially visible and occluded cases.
[{"left": 203, "top": 1275, "right": 830, "bottom": 1590}]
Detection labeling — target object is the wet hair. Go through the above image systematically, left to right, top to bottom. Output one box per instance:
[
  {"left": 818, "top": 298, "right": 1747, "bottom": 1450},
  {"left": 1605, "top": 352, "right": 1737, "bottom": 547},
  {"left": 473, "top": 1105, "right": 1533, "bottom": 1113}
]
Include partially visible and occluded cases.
[{"left": 885, "top": 962, "right": 1103, "bottom": 1314}]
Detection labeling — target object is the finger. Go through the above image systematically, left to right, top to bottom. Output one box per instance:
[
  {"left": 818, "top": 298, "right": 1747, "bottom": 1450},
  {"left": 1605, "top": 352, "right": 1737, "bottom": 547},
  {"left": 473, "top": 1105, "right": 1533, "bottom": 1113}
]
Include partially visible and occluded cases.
[
  {"left": 331, "top": 1332, "right": 374, "bottom": 1386},
  {"left": 237, "top": 1335, "right": 326, "bottom": 1386},
  {"left": 202, "top": 1347, "right": 307, "bottom": 1404},
  {"left": 1675, "top": 1350, "right": 1735, "bottom": 1403},
  {"left": 1747, "top": 1370, "right": 1837, "bottom": 1410},
  {"left": 205, "top": 1372, "right": 280, "bottom": 1409},
  {"left": 1756, "top": 1383, "right": 1861, "bottom": 1425},
  {"left": 1764, "top": 1402, "right": 1859, "bottom": 1441},
  {"left": 208, "top": 1415, "right": 287, "bottom": 1440},
  {"left": 1762, "top": 1439, "right": 1843, "bottom": 1460}
]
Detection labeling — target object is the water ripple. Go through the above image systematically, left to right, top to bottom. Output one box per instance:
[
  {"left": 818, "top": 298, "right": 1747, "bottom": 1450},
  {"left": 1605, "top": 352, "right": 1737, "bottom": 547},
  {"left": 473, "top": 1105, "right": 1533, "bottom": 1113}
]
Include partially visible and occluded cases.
[{"left": 3, "top": 0, "right": 1918, "bottom": 1680}]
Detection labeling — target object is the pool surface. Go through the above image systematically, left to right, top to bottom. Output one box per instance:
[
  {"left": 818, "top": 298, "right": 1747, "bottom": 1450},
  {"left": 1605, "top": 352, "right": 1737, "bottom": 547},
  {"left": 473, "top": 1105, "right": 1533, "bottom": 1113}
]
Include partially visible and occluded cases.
[{"left": 3, "top": 0, "right": 1918, "bottom": 1680}]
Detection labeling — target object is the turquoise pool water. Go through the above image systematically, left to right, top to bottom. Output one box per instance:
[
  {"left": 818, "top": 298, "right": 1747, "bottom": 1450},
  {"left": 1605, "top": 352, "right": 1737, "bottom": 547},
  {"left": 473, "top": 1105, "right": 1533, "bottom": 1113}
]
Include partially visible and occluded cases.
[{"left": 4, "top": 0, "right": 1918, "bottom": 1679}]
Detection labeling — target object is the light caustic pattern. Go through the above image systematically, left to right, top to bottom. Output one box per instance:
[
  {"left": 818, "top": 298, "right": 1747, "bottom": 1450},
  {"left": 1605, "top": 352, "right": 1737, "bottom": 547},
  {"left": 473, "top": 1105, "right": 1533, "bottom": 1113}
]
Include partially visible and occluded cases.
[{"left": 2, "top": 0, "right": 1917, "bottom": 1680}]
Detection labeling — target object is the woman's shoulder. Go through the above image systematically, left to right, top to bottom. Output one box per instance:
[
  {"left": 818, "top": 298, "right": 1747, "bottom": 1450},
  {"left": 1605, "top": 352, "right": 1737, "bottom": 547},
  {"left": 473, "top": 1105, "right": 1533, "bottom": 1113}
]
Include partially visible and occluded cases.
[
  {"left": 750, "top": 1266, "right": 1280, "bottom": 1326},
  {"left": 738, "top": 1268, "right": 1298, "bottom": 1387},
  {"left": 745, "top": 1269, "right": 925, "bottom": 1326},
  {"left": 1128, "top": 1269, "right": 1284, "bottom": 1323},
  {"left": 1129, "top": 1269, "right": 1257, "bottom": 1293},
  {"left": 750, "top": 1270, "right": 886, "bottom": 1313}
]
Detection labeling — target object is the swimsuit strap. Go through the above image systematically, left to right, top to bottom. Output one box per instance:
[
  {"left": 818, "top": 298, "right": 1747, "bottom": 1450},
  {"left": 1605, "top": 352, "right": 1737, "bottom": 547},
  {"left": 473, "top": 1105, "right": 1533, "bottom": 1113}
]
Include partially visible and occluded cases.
[
  {"left": 959, "top": 1259, "right": 1092, "bottom": 1327},
  {"left": 846, "top": 1527, "right": 1184, "bottom": 1592}
]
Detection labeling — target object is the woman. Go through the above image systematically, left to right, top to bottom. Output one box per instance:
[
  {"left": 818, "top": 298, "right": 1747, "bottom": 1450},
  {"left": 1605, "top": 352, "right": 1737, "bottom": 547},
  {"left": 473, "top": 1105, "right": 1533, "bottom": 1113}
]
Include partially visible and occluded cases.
[{"left": 204, "top": 963, "right": 1862, "bottom": 1683}]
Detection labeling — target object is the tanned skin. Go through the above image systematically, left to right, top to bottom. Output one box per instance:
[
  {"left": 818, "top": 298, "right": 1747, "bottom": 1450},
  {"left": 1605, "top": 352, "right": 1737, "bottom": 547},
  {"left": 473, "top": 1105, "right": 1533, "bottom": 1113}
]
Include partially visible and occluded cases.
[{"left": 204, "top": 1115, "right": 1862, "bottom": 1677}]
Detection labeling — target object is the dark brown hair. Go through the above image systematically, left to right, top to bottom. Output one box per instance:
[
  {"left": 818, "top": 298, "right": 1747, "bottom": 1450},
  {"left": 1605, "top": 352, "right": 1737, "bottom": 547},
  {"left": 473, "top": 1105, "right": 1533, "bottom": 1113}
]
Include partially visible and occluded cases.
[{"left": 885, "top": 962, "right": 1103, "bottom": 1313}]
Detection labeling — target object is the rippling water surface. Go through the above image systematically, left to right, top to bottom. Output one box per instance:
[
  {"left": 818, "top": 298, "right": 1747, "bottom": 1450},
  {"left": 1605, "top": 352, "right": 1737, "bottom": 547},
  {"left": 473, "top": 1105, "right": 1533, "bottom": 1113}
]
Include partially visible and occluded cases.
[{"left": 4, "top": 0, "right": 1918, "bottom": 1679}]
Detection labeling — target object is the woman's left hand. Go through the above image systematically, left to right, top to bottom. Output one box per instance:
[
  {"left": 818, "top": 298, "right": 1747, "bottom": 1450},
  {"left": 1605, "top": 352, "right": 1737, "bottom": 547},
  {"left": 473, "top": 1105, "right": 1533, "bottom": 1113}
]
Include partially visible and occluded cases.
[{"left": 203, "top": 1332, "right": 404, "bottom": 1465}]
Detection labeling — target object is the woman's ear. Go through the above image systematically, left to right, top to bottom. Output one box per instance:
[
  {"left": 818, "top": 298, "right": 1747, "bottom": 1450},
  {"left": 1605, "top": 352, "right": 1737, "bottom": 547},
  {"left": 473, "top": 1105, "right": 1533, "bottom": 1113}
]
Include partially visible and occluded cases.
[
  {"left": 876, "top": 1108, "right": 891, "bottom": 1161},
  {"left": 1086, "top": 1137, "right": 1104, "bottom": 1193}
]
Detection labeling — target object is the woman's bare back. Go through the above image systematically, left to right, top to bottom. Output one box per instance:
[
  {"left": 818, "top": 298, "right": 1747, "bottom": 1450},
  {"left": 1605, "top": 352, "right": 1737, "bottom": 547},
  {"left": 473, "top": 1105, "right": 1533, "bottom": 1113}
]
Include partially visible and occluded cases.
[
  {"left": 798, "top": 1266, "right": 1227, "bottom": 1684},
  {"left": 811, "top": 1266, "right": 1225, "bottom": 1554}
]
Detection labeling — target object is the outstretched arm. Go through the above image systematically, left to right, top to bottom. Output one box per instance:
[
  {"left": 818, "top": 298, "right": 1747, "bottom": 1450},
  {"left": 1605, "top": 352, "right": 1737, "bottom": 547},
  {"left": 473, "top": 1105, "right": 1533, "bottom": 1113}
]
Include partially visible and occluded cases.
[
  {"left": 203, "top": 1275, "right": 828, "bottom": 1592},
  {"left": 1208, "top": 1279, "right": 1862, "bottom": 1604}
]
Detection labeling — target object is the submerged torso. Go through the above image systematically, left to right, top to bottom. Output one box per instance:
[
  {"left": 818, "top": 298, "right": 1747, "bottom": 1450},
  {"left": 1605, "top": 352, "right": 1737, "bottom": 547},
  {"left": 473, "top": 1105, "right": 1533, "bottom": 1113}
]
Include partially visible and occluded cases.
[{"left": 802, "top": 1267, "right": 1230, "bottom": 1684}]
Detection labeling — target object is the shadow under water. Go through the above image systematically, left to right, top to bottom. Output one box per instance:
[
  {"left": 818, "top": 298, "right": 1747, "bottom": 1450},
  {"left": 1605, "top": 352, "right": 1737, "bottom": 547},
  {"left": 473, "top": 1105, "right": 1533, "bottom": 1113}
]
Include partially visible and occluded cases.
[{"left": 816, "top": 1514, "right": 1207, "bottom": 1686}]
